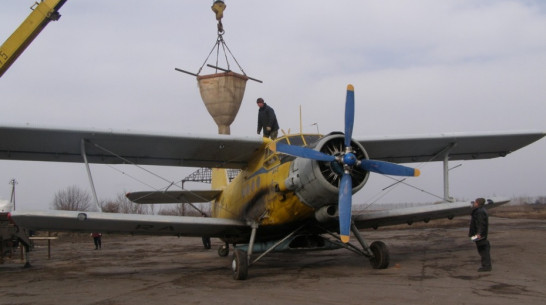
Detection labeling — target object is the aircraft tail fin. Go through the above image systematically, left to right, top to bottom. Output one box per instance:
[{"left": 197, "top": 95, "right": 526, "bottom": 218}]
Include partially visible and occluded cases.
[{"left": 211, "top": 168, "right": 229, "bottom": 190}]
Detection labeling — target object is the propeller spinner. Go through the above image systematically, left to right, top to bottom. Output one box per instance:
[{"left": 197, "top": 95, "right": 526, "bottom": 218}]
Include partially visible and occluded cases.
[{"left": 272, "top": 85, "right": 420, "bottom": 243}]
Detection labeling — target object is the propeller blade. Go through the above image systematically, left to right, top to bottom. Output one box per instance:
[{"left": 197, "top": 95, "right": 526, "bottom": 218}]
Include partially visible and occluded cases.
[
  {"left": 272, "top": 84, "right": 420, "bottom": 246},
  {"left": 344, "top": 84, "right": 355, "bottom": 147},
  {"left": 272, "top": 142, "right": 336, "bottom": 162},
  {"left": 360, "top": 159, "right": 420, "bottom": 177},
  {"left": 338, "top": 173, "right": 352, "bottom": 243}
]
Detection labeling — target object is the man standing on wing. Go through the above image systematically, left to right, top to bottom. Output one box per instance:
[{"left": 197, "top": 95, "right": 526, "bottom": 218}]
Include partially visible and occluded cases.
[{"left": 256, "top": 97, "right": 279, "bottom": 139}]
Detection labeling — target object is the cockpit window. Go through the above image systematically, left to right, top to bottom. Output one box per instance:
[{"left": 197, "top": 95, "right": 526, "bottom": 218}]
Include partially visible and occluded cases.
[
  {"left": 284, "top": 134, "right": 322, "bottom": 147},
  {"left": 303, "top": 135, "right": 321, "bottom": 144},
  {"left": 287, "top": 136, "right": 304, "bottom": 146},
  {"left": 277, "top": 138, "right": 289, "bottom": 145}
]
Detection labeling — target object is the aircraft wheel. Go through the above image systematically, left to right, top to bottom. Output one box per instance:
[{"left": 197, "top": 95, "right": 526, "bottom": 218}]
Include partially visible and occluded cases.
[
  {"left": 369, "top": 241, "right": 389, "bottom": 269},
  {"left": 218, "top": 245, "right": 229, "bottom": 257},
  {"left": 231, "top": 249, "right": 248, "bottom": 280}
]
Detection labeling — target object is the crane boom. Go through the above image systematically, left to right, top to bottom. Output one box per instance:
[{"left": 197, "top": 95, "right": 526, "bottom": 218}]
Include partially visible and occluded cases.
[{"left": 0, "top": 0, "right": 67, "bottom": 78}]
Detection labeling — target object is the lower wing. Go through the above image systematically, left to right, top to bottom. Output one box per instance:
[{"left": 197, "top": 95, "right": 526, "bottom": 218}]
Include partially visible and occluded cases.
[
  {"left": 353, "top": 197, "right": 509, "bottom": 229},
  {"left": 10, "top": 210, "right": 249, "bottom": 238}
]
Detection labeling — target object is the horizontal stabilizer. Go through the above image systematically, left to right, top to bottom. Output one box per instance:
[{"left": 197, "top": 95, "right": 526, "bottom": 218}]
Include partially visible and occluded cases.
[{"left": 126, "top": 190, "right": 222, "bottom": 204}]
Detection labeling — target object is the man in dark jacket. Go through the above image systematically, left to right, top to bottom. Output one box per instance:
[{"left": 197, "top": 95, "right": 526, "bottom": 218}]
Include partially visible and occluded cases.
[
  {"left": 256, "top": 98, "right": 279, "bottom": 139},
  {"left": 469, "top": 198, "right": 492, "bottom": 272}
]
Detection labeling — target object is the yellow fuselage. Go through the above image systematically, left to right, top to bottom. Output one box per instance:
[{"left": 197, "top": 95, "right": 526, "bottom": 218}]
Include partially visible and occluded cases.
[{"left": 211, "top": 135, "right": 316, "bottom": 227}]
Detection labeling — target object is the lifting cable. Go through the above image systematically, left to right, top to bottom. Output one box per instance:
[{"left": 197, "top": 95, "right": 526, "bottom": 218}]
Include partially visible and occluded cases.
[
  {"left": 175, "top": 0, "right": 262, "bottom": 83},
  {"left": 197, "top": 0, "right": 246, "bottom": 76},
  {"left": 197, "top": 26, "right": 246, "bottom": 77}
]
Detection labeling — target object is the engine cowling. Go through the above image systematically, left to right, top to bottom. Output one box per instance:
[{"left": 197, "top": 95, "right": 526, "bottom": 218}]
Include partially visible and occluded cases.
[{"left": 283, "top": 133, "right": 370, "bottom": 210}]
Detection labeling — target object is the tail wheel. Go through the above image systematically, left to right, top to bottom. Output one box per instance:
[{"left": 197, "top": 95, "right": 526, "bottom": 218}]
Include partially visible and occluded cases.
[
  {"left": 369, "top": 241, "right": 390, "bottom": 269},
  {"left": 218, "top": 245, "right": 229, "bottom": 257},
  {"left": 232, "top": 249, "right": 248, "bottom": 280}
]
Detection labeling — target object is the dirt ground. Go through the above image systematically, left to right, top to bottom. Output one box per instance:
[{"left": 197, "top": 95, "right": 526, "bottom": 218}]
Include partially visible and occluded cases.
[{"left": 1, "top": 211, "right": 545, "bottom": 305}]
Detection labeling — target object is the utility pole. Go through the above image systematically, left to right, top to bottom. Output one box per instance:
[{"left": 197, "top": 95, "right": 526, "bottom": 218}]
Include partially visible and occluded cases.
[{"left": 9, "top": 179, "right": 17, "bottom": 211}]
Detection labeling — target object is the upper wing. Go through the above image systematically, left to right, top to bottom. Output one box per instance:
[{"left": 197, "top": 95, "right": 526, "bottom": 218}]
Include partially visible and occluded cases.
[
  {"left": 0, "top": 125, "right": 264, "bottom": 169},
  {"left": 2, "top": 126, "right": 542, "bottom": 167},
  {"left": 357, "top": 131, "right": 545, "bottom": 163},
  {"left": 126, "top": 190, "right": 222, "bottom": 204},
  {"left": 353, "top": 197, "right": 509, "bottom": 230},
  {"left": 10, "top": 210, "right": 250, "bottom": 238}
]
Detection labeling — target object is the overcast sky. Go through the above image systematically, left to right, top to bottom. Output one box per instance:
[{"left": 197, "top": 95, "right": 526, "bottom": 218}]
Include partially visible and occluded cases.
[{"left": 1, "top": 0, "right": 545, "bottom": 211}]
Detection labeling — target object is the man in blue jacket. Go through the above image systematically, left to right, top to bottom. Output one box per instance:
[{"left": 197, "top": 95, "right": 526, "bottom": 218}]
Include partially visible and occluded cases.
[
  {"left": 256, "top": 98, "right": 279, "bottom": 139},
  {"left": 469, "top": 198, "right": 492, "bottom": 272}
]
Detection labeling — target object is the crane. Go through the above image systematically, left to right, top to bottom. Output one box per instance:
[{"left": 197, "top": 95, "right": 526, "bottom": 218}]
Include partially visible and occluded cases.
[{"left": 0, "top": 0, "right": 67, "bottom": 78}]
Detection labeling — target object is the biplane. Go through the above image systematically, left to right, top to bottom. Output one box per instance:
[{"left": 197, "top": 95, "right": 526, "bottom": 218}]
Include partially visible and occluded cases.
[{"left": 2, "top": 85, "right": 544, "bottom": 280}]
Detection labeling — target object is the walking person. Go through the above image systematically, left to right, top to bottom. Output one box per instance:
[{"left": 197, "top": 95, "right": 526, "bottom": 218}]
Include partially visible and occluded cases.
[{"left": 91, "top": 232, "right": 102, "bottom": 250}]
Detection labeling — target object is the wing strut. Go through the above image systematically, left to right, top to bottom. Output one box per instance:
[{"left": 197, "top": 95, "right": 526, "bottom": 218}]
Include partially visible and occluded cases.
[
  {"left": 81, "top": 139, "right": 102, "bottom": 212},
  {"left": 440, "top": 143, "right": 457, "bottom": 202}
]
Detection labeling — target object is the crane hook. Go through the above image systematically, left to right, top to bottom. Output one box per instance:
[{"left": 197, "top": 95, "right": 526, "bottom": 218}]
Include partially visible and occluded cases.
[{"left": 212, "top": 0, "right": 226, "bottom": 34}]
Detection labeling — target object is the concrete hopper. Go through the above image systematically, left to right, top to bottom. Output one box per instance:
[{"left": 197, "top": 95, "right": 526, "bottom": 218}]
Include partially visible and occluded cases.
[{"left": 197, "top": 72, "right": 248, "bottom": 135}]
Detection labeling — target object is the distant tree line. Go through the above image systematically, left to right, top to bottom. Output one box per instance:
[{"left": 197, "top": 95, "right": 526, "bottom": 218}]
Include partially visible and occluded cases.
[
  {"left": 51, "top": 185, "right": 210, "bottom": 216},
  {"left": 52, "top": 185, "right": 93, "bottom": 211},
  {"left": 510, "top": 196, "right": 546, "bottom": 205}
]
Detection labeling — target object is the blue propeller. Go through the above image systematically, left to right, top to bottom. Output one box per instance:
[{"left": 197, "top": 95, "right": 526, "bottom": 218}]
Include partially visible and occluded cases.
[
  {"left": 272, "top": 85, "right": 420, "bottom": 242},
  {"left": 273, "top": 142, "right": 335, "bottom": 162}
]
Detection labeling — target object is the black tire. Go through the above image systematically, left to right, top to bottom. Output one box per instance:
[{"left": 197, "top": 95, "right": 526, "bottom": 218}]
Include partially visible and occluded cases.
[
  {"left": 369, "top": 241, "right": 389, "bottom": 269},
  {"left": 218, "top": 245, "right": 229, "bottom": 257},
  {"left": 232, "top": 249, "right": 248, "bottom": 280}
]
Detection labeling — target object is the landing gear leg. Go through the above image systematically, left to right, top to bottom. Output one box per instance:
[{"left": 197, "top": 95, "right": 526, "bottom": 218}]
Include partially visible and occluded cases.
[
  {"left": 246, "top": 222, "right": 258, "bottom": 262},
  {"left": 350, "top": 223, "right": 389, "bottom": 269},
  {"left": 23, "top": 244, "right": 31, "bottom": 268}
]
